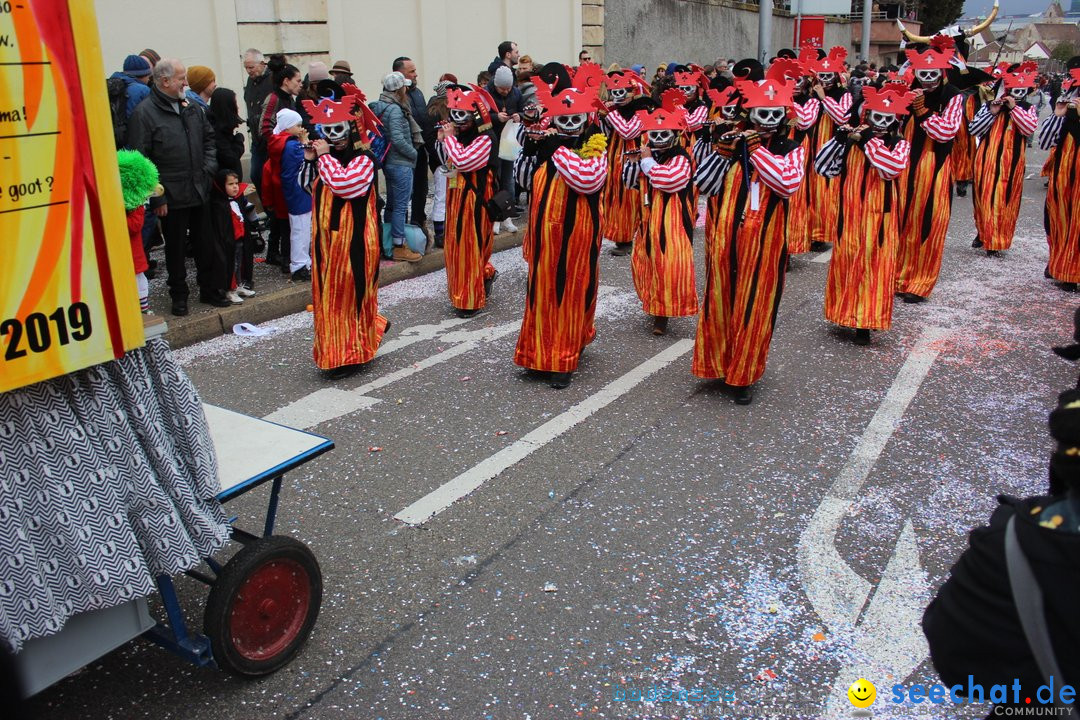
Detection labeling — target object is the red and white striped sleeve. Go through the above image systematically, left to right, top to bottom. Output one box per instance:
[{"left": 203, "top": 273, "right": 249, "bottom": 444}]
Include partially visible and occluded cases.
[
  {"left": 821, "top": 92, "right": 852, "bottom": 125},
  {"left": 921, "top": 93, "right": 963, "bottom": 143},
  {"left": 793, "top": 98, "right": 821, "bottom": 131},
  {"left": 1010, "top": 104, "right": 1039, "bottom": 137},
  {"left": 686, "top": 105, "right": 709, "bottom": 131},
  {"left": 606, "top": 111, "right": 643, "bottom": 139},
  {"left": 440, "top": 134, "right": 492, "bottom": 172},
  {"left": 863, "top": 137, "right": 910, "bottom": 181},
  {"left": 749, "top": 145, "right": 806, "bottom": 198},
  {"left": 552, "top": 146, "right": 608, "bottom": 194},
  {"left": 317, "top": 153, "right": 374, "bottom": 199},
  {"left": 646, "top": 154, "right": 692, "bottom": 192}
]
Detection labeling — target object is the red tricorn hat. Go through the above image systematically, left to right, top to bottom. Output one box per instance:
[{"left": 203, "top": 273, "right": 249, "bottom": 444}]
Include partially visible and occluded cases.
[
  {"left": 906, "top": 37, "right": 956, "bottom": 71},
  {"left": 804, "top": 46, "right": 847, "bottom": 75},
  {"left": 767, "top": 57, "right": 807, "bottom": 83},
  {"left": 573, "top": 61, "right": 605, "bottom": 91},
  {"left": 886, "top": 67, "right": 914, "bottom": 86},
  {"left": 673, "top": 68, "right": 709, "bottom": 94},
  {"left": 1003, "top": 68, "right": 1037, "bottom": 89},
  {"left": 1066, "top": 68, "right": 1080, "bottom": 91},
  {"left": 606, "top": 69, "right": 651, "bottom": 93},
  {"left": 533, "top": 78, "right": 603, "bottom": 117},
  {"left": 735, "top": 78, "right": 794, "bottom": 108},
  {"left": 861, "top": 85, "right": 915, "bottom": 115},
  {"left": 707, "top": 86, "right": 740, "bottom": 107},
  {"left": 303, "top": 96, "right": 361, "bottom": 126},
  {"left": 635, "top": 106, "right": 689, "bottom": 132}
]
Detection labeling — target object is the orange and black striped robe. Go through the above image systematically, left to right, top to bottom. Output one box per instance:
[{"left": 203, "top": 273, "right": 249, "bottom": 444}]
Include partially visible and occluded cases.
[
  {"left": 808, "top": 87, "right": 852, "bottom": 245},
  {"left": 896, "top": 87, "right": 964, "bottom": 298},
  {"left": 951, "top": 90, "right": 979, "bottom": 185},
  {"left": 788, "top": 96, "right": 823, "bottom": 255},
  {"left": 970, "top": 100, "right": 1039, "bottom": 252},
  {"left": 600, "top": 104, "right": 644, "bottom": 245},
  {"left": 1040, "top": 109, "right": 1080, "bottom": 282},
  {"left": 438, "top": 129, "right": 497, "bottom": 311},
  {"left": 692, "top": 133, "right": 806, "bottom": 387},
  {"left": 816, "top": 133, "right": 911, "bottom": 330},
  {"left": 513, "top": 138, "right": 607, "bottom": 373},
  {"left": 632, "top": 147, "right": 698, "bottom": 318},
  {"left": 310, "top": 152, "right": 388, "bottom": 369}
]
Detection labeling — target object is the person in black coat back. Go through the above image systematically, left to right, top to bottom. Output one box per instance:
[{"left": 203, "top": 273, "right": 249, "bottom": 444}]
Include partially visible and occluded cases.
[{"left": 209, "top": 87, "right": 245, "bottom": 177}]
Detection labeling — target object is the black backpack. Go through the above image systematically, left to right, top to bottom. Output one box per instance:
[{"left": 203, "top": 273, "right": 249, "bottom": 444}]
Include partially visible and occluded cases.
[{"left": 106, "top": 77, "right": 127, "bottom": 149}]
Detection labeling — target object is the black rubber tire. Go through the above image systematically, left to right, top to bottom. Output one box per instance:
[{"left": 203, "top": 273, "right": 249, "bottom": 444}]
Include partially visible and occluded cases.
[{"left": 204, "top": 535, "right": 322, "bottom": 677}]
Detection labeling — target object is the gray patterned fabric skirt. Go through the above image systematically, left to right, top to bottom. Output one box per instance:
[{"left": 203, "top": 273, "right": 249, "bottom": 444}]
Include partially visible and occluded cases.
[{"left": 0, "top": 338, "right": 230, "bottom": 652}]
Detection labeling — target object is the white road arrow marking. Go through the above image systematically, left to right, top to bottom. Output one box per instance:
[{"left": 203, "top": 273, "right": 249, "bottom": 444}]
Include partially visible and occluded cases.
[{"left": 797, "top": 326, "right": 950, "bottom": 716}]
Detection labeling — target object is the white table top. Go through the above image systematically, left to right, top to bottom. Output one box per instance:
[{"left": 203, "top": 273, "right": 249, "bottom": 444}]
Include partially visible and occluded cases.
[{"left": 202, "top": 404, "right": 334, "bottom": 500}]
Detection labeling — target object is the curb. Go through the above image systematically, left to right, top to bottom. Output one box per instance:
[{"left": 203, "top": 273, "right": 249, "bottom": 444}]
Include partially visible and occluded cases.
[{"left": 164, "top": 231, "right": 525, "bottom": 349}]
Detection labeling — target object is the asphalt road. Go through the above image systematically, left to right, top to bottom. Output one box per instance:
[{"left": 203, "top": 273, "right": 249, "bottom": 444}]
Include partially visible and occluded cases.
[{"left": 26, "top": 143, "right": 1077, "bottom": 720}]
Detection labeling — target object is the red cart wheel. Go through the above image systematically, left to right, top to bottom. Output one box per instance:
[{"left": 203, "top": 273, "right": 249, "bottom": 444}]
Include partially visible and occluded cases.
[{"left": 204, "top": 535, "right": 322, "bottom": 676}]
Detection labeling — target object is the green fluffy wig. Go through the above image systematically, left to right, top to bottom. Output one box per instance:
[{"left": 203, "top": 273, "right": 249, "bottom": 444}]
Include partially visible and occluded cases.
[{"left": 116, "top": 149, "right": 160, "bottom": 211}]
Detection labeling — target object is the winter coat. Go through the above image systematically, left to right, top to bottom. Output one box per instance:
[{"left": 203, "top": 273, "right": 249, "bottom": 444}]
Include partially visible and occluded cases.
[
  {"left": 244, "top": 70, "right": 273, "bottom": 140},
  {"left": 109, "top": 71, "right": 150, "bottom": 119},
  {"left": 485, "top": 82, "right": 524, "bottom": 138},
  {"left": 126, "top": 85, "right": 217, "bottom": 209},
  {"left": 258, "top": 88, "right": 296, "bottom": 152},
  {"left": 369, "top": 95, "right": 418, "bottom": 167},
  {"left": 214, "top": 127, "right": 245, "bottom": 178},
  {"left": 280, "top": 137, "right": 311, "bottom": 216}
]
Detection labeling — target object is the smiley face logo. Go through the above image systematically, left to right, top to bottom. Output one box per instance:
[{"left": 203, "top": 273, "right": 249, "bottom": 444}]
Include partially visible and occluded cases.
[{"left": 848, "top": 678, "right": 876, "bottom": 709}]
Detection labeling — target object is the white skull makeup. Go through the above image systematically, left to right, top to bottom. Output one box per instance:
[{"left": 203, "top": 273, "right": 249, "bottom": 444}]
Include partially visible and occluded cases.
[
  {"left": 915, "top": 68, "right": 942, "bottom": 88},
  {"left": 817, "top": 72, "right": 838, "bottom": 87},
  {"left": 679, "top": 84, "right": 697, "bottom": 99},
  {"left": 1007, "top": 87, "right": 1030, "bottom": 100},
  {"left": 610, "top": 88, "right": 630, "bottom": 105},
  {"left": 721, "top": 104, "right": 739, "bottom": 120},
  {"left": 749, "top": 106, "right": 786, "bottom": 131},
  {"left": 449, "top": 108, "right": 473, "bottom": 126},
  {"left": 866, "top": 110, "right": 897, "bottom": 132},
  {"left": 554, "top": 113, "right": 588, "bottom": 135},
  {"left": 321, "top": 121, "right": 350, "bottom": 145},
  {"left": 647, "top": 129, "right": 677, "bottom": 149}
]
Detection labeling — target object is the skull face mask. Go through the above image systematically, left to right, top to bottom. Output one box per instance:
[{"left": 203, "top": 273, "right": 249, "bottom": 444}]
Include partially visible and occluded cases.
[
  {"left": 915, "top": 68, "right": 942, "bottom": 90},
  {"left": 817, "top": 72, "right": 838, "bottom": 88},
  {"left": 678, "top": 84, "right": 697, "bottom": 100},
  {"left": 1007, "top": 86, "right": 1030, "bottom": 101},
  {"left": 610, "top": 87, "right": 630, "bottom": 105},
  {"left": 721, "top": 104, "right": 739, "bottom": 120},
  {"left": 749, "top": 106, "right": 786, "bottom": 132},
  {"left": 449, "top": 108, "right": 473, "bottom": 127},
  {"left": 865, "top": 110, "right": 897, "bottom": 133},
  {"left": 554, "top": 112, "right": 588, "bottom": 135},
  {"left": 320, "top": 121, "right": 351, "bottom": 147},
  {"left": 647, "top": 129, "right": 677, "bottom": 149}
]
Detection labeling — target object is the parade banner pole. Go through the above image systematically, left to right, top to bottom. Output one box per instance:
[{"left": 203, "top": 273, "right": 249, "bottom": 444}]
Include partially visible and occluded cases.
[
  {"left": 759, "top": 0, "right": 774, "bottom": 64},
  {"left": 861, "top": 0, "right": 873, "bottom": 62}
]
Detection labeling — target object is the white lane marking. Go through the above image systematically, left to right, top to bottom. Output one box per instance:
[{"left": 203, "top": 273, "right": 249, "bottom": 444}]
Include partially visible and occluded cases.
[
  {"left": 811, "top": 247, "right": 833, "bottom": 264},
  {"left": 264, "top": 286, "right": 620, "bottom": 429},
  {"left": 798, "top": 326, "right": 948, "bottom": 629},
  {"left": 394, "top": 339, "right": 695, "bottom": 526}
]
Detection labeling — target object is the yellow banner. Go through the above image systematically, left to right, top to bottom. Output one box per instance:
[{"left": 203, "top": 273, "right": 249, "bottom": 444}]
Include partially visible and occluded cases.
[{"left": 0, "top": 0, "right": 143, "bottom": 393}]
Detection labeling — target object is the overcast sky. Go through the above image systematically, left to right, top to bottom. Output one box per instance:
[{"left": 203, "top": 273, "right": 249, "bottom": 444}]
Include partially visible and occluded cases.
[{"left": 962, "top": 0, "right": 1061, "bottom": 15}]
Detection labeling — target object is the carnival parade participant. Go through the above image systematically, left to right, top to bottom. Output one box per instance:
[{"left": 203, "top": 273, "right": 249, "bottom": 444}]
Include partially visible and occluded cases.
[
  {"left": 895, "top": 36, "right": 964, "bottom": 303},
  {"left": 802, "top": 46, "right": 852, "bottom": 251},
  {"left": 776, "top": 55, "right": 819, "bottom": 256},
  {"left": 1039, "top": 60, "right": 1080, "bottom": 291},
  {"left": 969, "top": 63, "right": 1039, "bottom": 256},
  {"left": 692, "top": 64, "right": 806, "bottom": 405},
  {"left": 671, "top": 65, "right": 711, "bottom": 157},
  {"left": 600, "top": 68, "right": 651, "bottom": 256},
  {"left": 513, "top": 74, "right": 608, "bottom": 390},
  {"left": 701, "top": 83, "right": 744, "bottom": 246},
  {"left": 436, "top": 84, "right": 500, "bottom": 317},
  {"left": 813, "top": 85, "right": 913, "bottom": 345},
  {"left": 950, "top": 85, "right": 979, "bottom": 197},
  {"left": 301, "top": 86, "right": 390, "bottom": 378},
  {"left": 630, "top": 90, "right": 698, "bottom": 335}
]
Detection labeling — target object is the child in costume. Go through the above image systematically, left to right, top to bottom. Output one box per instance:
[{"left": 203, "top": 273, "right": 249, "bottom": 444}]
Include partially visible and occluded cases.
[{"left": 116, "top": 149, "right": 161, "bottom": 314}]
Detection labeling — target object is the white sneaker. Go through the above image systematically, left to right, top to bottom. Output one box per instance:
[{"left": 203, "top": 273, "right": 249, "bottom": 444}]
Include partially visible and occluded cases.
[
  {"left": 502, "top": 217, "right": 518, "bottom": 233},
  {"left": 493, "top": 222, "right": 502, "bottom": 234},
  {"left": 236, "top": 284, "right": 256, "bottom": 298},
  {"left": 225, "top": 290, "right": 244, "bottom": 304}
]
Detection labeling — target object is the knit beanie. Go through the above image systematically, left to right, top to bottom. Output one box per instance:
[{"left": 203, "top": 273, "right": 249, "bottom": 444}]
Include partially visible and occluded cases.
[
  {"left": 140, "top": 48, "right": 162, "bottom": 68},
  {"left": 123, "top": 54, "right": 151, "bottom": 77},
  {"left": 308, "top": 61, "right": 330, "bottom": 83},
  {"left": 494, "top": 65, "right": 514, "bottom": 89},
  {"left": 187, "top": 66, "right": 216, "bottom": 94},
  {"left": 383, "top": 71, "right": 407, "bottom": 92},
  {"left": 273, "top": 108, "right": 303, "bottom": 134}
]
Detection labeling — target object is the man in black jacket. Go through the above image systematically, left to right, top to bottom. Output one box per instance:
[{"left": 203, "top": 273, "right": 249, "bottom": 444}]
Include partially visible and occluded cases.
[
  {"left": 243, "top": 48, "right": 273, "bottom": 192},
  {"left": 394, "top": 56, "right": 435, "bottom": 233},
  {"left": 128, "top": 58, "right": 221, "bottom": 316}
]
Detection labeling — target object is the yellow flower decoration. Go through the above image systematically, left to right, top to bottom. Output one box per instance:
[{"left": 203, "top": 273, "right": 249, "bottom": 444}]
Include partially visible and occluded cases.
[{"left": 576, "top": 133, "right": 608, "bottom": 160}]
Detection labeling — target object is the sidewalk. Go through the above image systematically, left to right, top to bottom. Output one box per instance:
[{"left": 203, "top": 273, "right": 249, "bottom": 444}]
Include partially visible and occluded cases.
[{"left": 148, "top": 230, "right": 524, "bottom": 349}]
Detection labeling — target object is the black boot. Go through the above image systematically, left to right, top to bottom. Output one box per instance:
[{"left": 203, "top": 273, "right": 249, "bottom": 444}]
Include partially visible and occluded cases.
[
  {"left": 955, "top": 182, "right": 968, "bottom": 197},
  {"left": 433, "top": 221, "right": 444, "bottom": 249},
  {"left": 971, "top": 236, "right": 983, "bottom": 248},
  {"left": 610, "top": 243, "right": 632, "bottom": 256},
  {"left": 484, "top": 269, "right": 499, "bottom": 297},
  {"left": 901, "top": 293, "right": 926, "bottom": 304},
  {"left": 652, "top": 316, "right": 669, "bottom": 335},
  {"left": 854, "top": 328, "right": 871, "bottom": 346},
  {"left": 549, "top": 372, "right": 573, "bottom": 389},
  {"left": 733, "top": 385, "right": 753, "bottom": 405}
]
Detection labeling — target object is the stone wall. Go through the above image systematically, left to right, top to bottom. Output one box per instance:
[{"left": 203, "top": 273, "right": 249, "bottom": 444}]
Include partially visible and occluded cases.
[{"left": 602, "top": 0, "right": 851, "bottom": 71}]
